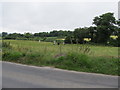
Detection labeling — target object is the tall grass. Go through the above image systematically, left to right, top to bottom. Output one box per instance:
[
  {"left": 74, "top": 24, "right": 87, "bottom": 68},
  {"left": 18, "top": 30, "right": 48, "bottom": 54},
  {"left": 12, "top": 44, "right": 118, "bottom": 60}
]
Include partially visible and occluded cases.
[
  {"left": 2, "top": 40, "right": 119, "bottom": 75},
  {"left": 52, "top": 52, "right": 118, "bottom": 75}
]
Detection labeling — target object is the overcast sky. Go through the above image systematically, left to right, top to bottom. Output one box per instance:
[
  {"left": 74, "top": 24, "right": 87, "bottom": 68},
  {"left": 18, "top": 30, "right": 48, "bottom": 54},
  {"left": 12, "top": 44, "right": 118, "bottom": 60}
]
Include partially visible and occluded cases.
[{"left": 0, "top": 1, "right": 118, "bottom": 33}]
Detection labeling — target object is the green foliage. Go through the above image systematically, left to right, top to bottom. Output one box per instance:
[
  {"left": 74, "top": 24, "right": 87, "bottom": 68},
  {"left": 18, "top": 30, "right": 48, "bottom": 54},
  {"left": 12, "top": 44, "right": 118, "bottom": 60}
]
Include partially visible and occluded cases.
[
  {"left": 2, "top": 12, "right": 119, "bottom": 47},
  {"left": 64, "top": 12, "right": 118, "bottom": 45},
  {"left": 93, "top": 13, "right": 116, "bottom": 44},
  {"left": 88, "top": 26, "right": 96, "bottom": 42},
  {"left": 74, "top": 28, "right": 88, "bottom": 44},
  {"left": 2, "top": 30, "right": 73, "bottom": 41},
  {"left": 2, "top": 32, "right": 8, "bottom": 37},
  {"left": 64, "top": 36, "right": 71, "bottom": 44},
  {"left": 65, "top": 36, "right": 75, "bottom": 44},
  {"left": 108, "top": 38, "right": 118, "bottom": 47},
  {"left": 2, "top": 40, "right": 119, "bottom": 75},
  {"left": 2, "top": 41, "right": 12, "bottom": 49},
  {"left": 3, "top": 50, "right": 23, "bottom": 61},
  {"left": 52, "top": 52, "right": 118, "bottom": 75},
  {"left": 65, "top": 52, "right": 91, "bottom": 68},
  {"left": 90, "top": 57, "right": 118, "bottom": 75}
]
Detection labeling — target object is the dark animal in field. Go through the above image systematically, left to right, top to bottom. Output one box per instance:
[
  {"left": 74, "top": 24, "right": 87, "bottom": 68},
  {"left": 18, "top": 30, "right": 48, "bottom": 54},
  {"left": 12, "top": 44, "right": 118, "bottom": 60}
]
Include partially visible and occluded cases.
[{"left": 57, "top": 43, "right": 60, "bottom": 45}]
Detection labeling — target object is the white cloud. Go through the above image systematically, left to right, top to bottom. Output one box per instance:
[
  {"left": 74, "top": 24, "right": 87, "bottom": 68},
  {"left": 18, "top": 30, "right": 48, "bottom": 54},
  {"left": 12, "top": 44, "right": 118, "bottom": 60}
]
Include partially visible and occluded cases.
[{"left": 1, "top": 2, "right": 118, "bottom": 33}]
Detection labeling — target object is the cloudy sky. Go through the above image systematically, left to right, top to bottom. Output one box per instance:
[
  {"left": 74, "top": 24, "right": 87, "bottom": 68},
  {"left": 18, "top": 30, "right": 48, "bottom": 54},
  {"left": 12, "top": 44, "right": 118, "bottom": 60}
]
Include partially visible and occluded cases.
[{"left": 0, "top": 1, "right": 118, "bottom": 33}]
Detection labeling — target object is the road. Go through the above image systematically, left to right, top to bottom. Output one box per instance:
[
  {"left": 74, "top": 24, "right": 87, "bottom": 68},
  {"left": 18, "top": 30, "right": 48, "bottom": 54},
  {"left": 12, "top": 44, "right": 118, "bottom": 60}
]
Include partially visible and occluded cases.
[{"left": 2, "top": 61, "right": 118, "bottom": 88}]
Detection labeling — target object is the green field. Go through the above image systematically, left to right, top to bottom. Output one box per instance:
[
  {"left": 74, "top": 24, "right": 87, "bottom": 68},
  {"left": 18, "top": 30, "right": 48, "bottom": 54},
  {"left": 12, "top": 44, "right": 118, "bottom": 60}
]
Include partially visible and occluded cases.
[{"left": 2, "top": 40, "right": 119, "bottom": 75}]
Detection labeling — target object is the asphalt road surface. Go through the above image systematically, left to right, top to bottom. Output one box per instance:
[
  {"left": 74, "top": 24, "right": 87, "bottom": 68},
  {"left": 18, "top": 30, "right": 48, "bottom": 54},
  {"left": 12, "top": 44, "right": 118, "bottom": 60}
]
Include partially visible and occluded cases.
[{"left": 2, "top": 61, "right": 118, "bottom": 88}]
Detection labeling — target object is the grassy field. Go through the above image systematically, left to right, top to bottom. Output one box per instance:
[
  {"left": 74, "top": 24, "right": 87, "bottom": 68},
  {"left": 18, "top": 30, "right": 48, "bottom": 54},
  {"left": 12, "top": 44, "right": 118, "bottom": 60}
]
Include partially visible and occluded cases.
[{"left": 2, "top": 40, "right": 119, "bottom": 75}]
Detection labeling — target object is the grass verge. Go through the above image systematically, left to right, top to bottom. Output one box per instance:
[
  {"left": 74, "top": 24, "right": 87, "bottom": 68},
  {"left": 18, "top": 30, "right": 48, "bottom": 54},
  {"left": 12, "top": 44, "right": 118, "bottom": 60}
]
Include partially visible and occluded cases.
[{"left": 2, "top": 40, "right": 119, "bottom": 76}]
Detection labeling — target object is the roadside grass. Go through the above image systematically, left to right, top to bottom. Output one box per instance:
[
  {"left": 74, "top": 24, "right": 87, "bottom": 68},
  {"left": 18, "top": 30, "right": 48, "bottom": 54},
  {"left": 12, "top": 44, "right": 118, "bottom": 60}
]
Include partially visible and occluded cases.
[
  {"left": 2, "top": 40, "right": 119, "bottom": 75},
  {"left": 52, "top": 53, "right": 118, "bottom": 75}
]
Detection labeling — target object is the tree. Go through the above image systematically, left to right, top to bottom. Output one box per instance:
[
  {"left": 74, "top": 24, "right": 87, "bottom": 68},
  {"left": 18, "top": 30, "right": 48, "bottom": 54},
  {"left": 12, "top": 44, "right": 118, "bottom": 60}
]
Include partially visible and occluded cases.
[
  {"left": 93, "top": 12, "right": 116, "bottom": 44},
  {"left": 88, "top": 26, "right": 97, "bottom": 42},
  {"left": 74, "top": 28, "right": 89, "bottom": 44},
  {"left": 2, "top": 32, "right": 8, "bottom": 37},
  {"left": 24, "top": 33, "right": 33, "bottom": 39},
  {"left": 34, "top": 33, "right": 40, "bottom": 37},
  {"left": 65, "top": 35, "right": 75, "bottom": 44}
]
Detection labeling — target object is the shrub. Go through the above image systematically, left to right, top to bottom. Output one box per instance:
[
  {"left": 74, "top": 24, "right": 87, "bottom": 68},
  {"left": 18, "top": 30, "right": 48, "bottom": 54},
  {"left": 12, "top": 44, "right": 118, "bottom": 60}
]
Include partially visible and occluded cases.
[
  {"left": 2, "top": 41, "right": 12, "bottom": 49},
  {"left": 3, "top": 51, "right": 23, "bottom": 61},
  {"left": 52, "top": 52, "right": 91, "bottom": 69},
  {"left": 52, "top": 52, "right": 118, "bottom": 75}
]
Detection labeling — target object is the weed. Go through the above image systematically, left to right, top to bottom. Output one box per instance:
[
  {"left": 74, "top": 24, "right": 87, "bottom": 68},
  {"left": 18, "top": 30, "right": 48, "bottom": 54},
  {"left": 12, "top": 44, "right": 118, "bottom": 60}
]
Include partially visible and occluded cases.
[{"left": 2, "top": 40, "right": 119, "bottom": 75}]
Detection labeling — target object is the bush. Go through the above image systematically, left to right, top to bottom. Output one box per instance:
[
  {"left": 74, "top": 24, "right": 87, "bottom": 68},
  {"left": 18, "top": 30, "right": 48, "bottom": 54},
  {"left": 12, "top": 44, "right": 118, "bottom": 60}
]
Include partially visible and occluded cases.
[
  {"left": 3, "top": 51, "right": 23, "bottom": 61},
  {"left": 51, "top": 52, "right": 118, "bottom": 75},
  {"left": 52, "top": 52, "right": 91, "bottom": 69}
]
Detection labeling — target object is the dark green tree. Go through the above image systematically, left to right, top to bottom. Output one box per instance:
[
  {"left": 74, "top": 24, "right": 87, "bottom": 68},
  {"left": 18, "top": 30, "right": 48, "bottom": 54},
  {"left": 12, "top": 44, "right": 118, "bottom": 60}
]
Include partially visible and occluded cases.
[
  {"left": 93, "top": 12, "right": 116, "bottom": 44},
  {"left": 88, "top": 26, "right": 97, "bottom": 42},
  {"left": 74, "top": 28, "right": 89, "bottom": 44},
  {"left": 2, "top": 32, "right": 8, "bottom": 37},
  {"left": 24, "top": 33, "right": 33, "bottom": 39},
  {"left": 65, "top": 36, "right": 75, "bottom": 44}
]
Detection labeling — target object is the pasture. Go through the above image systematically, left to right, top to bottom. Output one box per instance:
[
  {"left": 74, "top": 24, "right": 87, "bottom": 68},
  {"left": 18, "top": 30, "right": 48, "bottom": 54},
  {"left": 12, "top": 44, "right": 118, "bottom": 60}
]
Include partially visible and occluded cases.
[
  {"left": 2, "top": 40, "right": 119, "bottom": 75},
  {"left": 4, "top": 40, "right": 118, "bottom": 57}
]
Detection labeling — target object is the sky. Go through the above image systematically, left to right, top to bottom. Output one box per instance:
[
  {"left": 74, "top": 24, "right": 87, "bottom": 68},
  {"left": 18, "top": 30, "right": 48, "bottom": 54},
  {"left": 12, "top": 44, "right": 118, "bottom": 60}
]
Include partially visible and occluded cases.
[{"left": 0, "top": 1, "right": 119, "bottom": 33}]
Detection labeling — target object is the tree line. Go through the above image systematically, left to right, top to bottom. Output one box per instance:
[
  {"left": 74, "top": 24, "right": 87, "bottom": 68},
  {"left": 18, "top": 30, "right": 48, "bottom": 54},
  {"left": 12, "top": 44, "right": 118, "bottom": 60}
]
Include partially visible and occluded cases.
[
  {"left": 2, "top": 12, "right": 120, "bottom": 47},
  {"left": 2, "top": 30, "right": 73, "bottom": 40}
]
